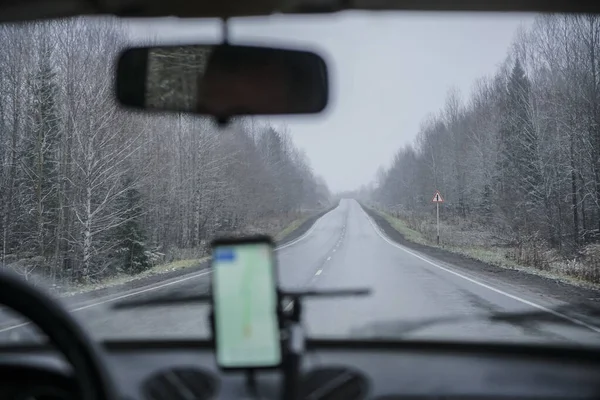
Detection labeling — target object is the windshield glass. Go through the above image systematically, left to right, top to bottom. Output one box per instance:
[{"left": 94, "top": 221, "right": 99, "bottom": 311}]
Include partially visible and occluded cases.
[{"left": 1, "top": 12, "right": 600, "bottom": 346}]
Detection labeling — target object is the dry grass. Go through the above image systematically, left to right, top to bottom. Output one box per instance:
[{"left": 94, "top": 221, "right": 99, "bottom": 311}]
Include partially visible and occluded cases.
[
  {"left": 374, "top": 208, "right": 600, "bottom": 290},
  {"left": 53, "top": 211, "right": 325, "bottom": 296},
  {"left": 377, "top": 211, "right": 429, "bottom": 245},
  {"left": 63, "top": 213, "right": 315, "bottom": 295},
  {"left": 275, "top": 216, "right": 310, "bottom": 241},
  {"left": 64, "top": 257, "right": 209, "bottom": 296}
]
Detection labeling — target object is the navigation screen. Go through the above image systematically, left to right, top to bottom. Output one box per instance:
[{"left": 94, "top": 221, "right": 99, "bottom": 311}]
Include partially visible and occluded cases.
[{"left": 212, "top": 242, "right": 282, "bottom": 368}]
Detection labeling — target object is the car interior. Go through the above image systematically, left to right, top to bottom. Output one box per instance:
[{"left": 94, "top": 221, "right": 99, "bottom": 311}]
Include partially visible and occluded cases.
[{"left": 0, "top": 0, "right": 600, "bottom": 400}]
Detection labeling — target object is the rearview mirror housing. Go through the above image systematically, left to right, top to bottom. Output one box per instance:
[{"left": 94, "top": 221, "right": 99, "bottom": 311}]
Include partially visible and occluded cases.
[{"left": 116, "top": 44, "right": 329, "bottom": 119}]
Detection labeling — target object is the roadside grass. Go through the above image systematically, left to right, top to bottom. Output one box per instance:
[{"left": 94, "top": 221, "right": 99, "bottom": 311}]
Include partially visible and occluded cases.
[
  {"left": 61, "top": 208, "right": 331, "bottom": 296},
  {"left": 371, "top": 208, "right": 600, "bottom": 291},
  {"left": 376, "top": 211, "right": 429, "bottom": 246},
  {"left": 63, "top": 212, "right": 317, "bottom": 295},
  {"left": 275, "top": 215, "right": 309, "bottom": 241},
  {"left": 64, "top": 257, "right": 209, "bottom": 296},
  {"left": 147, "top": 258, "right": 208, "bottom": 274}
]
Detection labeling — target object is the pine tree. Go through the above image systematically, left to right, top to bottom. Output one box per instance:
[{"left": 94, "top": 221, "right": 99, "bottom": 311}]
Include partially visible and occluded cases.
[
  {"left": 497, "top": 59, "right": 542, "bottom": 227},
  {"left": 509, "top": 59, "right": 541, "bottom": 201},
  {"left": 116, "top": 176, "right": 150, "bottom": 274},
  {"left": 480, "top": 184, "right": 493, "bottom": 221}
]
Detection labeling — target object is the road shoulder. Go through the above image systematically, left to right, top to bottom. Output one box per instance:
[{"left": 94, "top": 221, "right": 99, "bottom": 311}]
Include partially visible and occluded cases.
[
  {"left": 360, "top": 203, "right": 600, "bottom": 316},
  {"left": 62, "top": 204, "right": 339, "bottom": 302}
]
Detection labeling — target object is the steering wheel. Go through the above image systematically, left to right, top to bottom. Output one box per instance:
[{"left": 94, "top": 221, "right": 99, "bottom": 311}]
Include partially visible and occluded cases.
[{"left": 0, "top": 270, "right": 117, "bottom": 400}]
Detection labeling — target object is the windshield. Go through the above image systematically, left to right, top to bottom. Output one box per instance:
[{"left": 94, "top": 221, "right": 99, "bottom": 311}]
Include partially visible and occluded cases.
[{"left": 1, "top": 12, "right": 600, "bottom": 346}]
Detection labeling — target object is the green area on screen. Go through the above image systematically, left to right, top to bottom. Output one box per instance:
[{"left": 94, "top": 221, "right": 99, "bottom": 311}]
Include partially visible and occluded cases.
[{"left": 213, "top": 243, "right": 282, "bottom": 367}]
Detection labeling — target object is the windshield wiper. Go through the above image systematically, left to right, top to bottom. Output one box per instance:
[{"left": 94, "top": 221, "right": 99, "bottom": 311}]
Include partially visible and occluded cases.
[
  {"left": 111, "top": 288, "right": 371, "bottom": 310},
  {"left": 111, "top": 291, "right": 600, "bottom": 337},
  {"left": 112, "top": 294, "right": 212, "bottom": 309},
  {"left": 349, "top": 303, "right": 600, "bottom": 338},
  {"left": 487, "top": 303, "right": 600, "bottom": 333}
]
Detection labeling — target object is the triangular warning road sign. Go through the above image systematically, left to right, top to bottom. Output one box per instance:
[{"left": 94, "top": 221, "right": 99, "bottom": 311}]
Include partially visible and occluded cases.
[{"left": 432, "top": 191, "right": 444, "bottom": 203}]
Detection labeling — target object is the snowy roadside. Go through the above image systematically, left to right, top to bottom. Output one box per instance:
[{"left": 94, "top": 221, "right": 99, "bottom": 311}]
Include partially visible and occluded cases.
[
  {"left": 56, "top": 204, "right": 338, "bottom": 300},
  {"left": 361, "top": 204, "right": 600, "bottom": 314},
  {"left": 366, "top": 206, "right": 600, "bottom": 291},
  {"left": 61, "top": 257, "right": 210, "bottom": 298}
]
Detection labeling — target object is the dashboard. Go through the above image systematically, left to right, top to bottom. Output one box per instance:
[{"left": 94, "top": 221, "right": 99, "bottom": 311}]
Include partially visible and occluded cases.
[{"left": 1, "top": 339, "right": 599, "bottom": 400}]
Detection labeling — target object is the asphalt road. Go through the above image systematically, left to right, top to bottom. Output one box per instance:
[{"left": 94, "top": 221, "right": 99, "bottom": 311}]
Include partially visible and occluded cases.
[{"left": 1, "top": 199, "right": 600, "bottom": 345}]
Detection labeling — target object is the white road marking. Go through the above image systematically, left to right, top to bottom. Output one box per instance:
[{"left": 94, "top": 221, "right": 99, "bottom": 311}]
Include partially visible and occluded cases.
[
  {"left": 0, "top": 205, "right": 343, "bottom": 333},
  {"left": 360, "top": 206, "right": 600, "bottom": 334},
  {"left": 276, "top": 207, "right": 336, "bottom": 250},
  {"left": 333, "top": 249, "right": 336, "bottom": 252},
  {"left": 326, "top": 257, "right": 331, "bottom": 261},
  {"left": 0, "top": 270, "right": 212, "bottom": 333},
  {"left": 316, "top": 270, "right": 322, "bottom": 276},
  {"left": 71, "top": 271, "right": 213, "bottom": 312},
  {"left": 0, "top": 322, "right": 29, "bottom": 334}
]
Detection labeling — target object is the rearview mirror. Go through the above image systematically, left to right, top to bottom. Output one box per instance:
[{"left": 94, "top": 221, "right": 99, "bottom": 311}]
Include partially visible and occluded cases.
[{"left": 116, "top": 44, "right": 329, "bottom": 118}]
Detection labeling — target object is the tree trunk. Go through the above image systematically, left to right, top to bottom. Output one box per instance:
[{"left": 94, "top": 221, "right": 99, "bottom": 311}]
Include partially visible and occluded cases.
[{"left": 570, "top": 133, "right": 579, "bottom": 247}]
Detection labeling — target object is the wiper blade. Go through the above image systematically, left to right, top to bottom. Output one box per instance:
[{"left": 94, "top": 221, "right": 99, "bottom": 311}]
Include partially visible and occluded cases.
[
  {"left": 112, "top": 288, "right": 370, "bottom": 310},
  {"left": 282, "top": 288, "right": 370, "bottom": 298},
  {"left": 112, "top": 291, "right": 599, "bottom": 336},
  {"left": 112, "top": 294, "right": 212, "bottom": 310},
  {"left": 350, "top": 303, "right": 600, "bottom": 337},
  {"left": 488, "top": 303, "right": 600, "bottom": 333},
  {"left": 489, "top": 303, "right": 600, "bottom": 321}
]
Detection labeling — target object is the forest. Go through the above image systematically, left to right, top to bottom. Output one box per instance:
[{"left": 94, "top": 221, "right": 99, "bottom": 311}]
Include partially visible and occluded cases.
[
  {"left": 370, "top": 14, "right": 600, "bottom": 283},
  {"left": 0, "top": 18, "right": 330, "bottom": 286}
]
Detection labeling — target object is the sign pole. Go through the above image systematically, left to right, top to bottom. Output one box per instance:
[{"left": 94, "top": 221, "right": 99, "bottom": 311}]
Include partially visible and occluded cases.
[
  {"left": 431, "top": 190, "right": 443, "bottom": 245},
  {"left": 436, "top": 202, "right": 440, "bottom": 245}
]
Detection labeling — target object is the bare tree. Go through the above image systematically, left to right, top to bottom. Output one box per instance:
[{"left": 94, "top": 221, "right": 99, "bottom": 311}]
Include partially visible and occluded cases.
[{"left": 372, "top": 14, "right": 600, "bottom": 282}]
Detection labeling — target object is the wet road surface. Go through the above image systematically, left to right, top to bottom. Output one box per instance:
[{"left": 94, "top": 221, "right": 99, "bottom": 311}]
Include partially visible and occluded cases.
[{"left": 1, "top": 199, "right": 599, "bottom": 345}]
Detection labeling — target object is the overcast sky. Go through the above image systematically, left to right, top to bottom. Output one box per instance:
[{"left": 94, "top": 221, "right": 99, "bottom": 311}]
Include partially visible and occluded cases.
[{"left": 131, "top": 11, "right": 536, "bottom": 193}]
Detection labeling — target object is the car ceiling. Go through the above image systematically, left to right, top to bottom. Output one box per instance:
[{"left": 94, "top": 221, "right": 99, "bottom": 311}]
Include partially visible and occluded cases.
[{"left": 1, "top": 0, "right": 599, "bottom": 24}]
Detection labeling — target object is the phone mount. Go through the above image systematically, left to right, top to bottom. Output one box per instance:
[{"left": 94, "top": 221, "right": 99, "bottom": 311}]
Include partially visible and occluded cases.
[
  {"left": 112, "top": 277, "right": 369, "bottom": 400},
  {"left": 206, "top": 287, "right": 370, "bottom": 400},
  {"left": 277, "top": 288, "right": 370, "bottom": 400}
]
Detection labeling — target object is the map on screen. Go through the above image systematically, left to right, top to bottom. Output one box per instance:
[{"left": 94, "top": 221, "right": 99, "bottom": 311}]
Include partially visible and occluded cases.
[{"left": 213, "top": 243, "right": 281, "bottom": 368}]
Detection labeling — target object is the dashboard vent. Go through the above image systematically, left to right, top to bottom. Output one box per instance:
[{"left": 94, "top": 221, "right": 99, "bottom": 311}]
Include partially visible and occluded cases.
[
  {"left": 143, "top": 367, "right": 218, "bottom": 400},
  {"left": 301, "top": 367, "right": 369, "bottom": 400}
]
